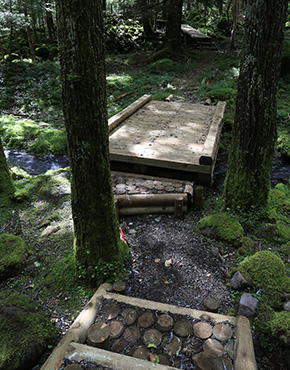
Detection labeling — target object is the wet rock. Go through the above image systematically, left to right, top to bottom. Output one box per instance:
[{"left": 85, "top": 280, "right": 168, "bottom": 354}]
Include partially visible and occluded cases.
[
  {"left": 231, "top": 271, "right": 250, "bottom": 290},
  {"left": 238, "top": 293, "right": 259, "bottom": 318},
  {"left": 284, "top": 301, "right": 290, "bottom": 311}
]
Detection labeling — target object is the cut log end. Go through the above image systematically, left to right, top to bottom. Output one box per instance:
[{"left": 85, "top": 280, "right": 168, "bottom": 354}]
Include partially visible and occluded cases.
[
  {"left": 138, "top": 311, "right": 155, "bottom": 328},
  {"left": 155, "top": 314, "right": 174, "bottom": 332},
  {"left": 174, "top": 319, "right": 192, "bottom": 337},
  {"left": 193, "top": 321, "right": 213, "bottom": 339},
  {"left": 87, "top": 322, "right": 110, "bottom": 349}
]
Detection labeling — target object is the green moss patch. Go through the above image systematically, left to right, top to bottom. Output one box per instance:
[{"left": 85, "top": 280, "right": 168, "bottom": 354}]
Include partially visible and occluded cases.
[
  {"left": 149, "top": 59, "right": 175, "bottom": 72},
  {"left": 206, "top": 87, "right": 237, "bottom": 101},
  {"left": 268, "top": 183, "right": 290, "bottom": 241},
  {"left": 198, "top": 212, "right": 244, "bottom": 246},
  {"left": 0, "top": 233, "right": 30, "bottom": 281},
  {"left": 238, "top": 236, "right": 256, "bottom": 256},
  {"left": 238, "top": 250, "right": 290, "bottom": 309},
  {"left": 0, "top": 290, "right": 56, "bottom": 370}
]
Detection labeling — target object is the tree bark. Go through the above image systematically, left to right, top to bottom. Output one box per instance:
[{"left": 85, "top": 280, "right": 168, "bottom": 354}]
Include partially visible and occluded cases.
[
  {"left": 56, "top": 0, "right": 128, "bottom": 282},
  {"left": 164, "top": 0, "right": 183, "bottom": 50},
  {"left": 223, "top": 0, "right": 288, "bottom": 211},
  {"left": 46, "top": 2, "right": 56, "bottom": 41},
  {"left": 23, "top": 6, "right": 37, "bottom": 62},
  {"left": 0, "top": 138, "right": 15, "bottom": 196}
]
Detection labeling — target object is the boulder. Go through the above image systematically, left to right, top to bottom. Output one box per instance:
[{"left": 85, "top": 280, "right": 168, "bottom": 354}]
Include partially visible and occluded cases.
[
  {"left": 198, "top": 213, "right": 243, "bottom": 246},
  {"left": 0, "top": 233, "right": 30, "bottom": 281},
  {"left": 231, "top": 271, "right": 250, "bottom": 290},
  {"left": 0, "top": 291, "right": 56, "bottom": 370},
  {"left": 238, "top": 293, "right": 259, "bottom": 318}
]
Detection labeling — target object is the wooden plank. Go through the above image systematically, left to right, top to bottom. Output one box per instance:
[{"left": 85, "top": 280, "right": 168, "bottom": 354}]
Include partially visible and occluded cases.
[
  {"left": 181, "top": 24, "right": 212, "bottom": 40},
  {"left": 108, "top": 94, "right": 152, "bottom": 132},
  {"left": 199, "top": 101, "right": 227, "bottom": 165},
  {"left": 110, "top": 152, "right": 212, "bottom": 174},
  {"left": 41, "top": 283, "right": 112, "bottom": 370},
  {"left": 234, "top": 316, "right": 257, "bottom": 370},
  {"left": 65, "top": 342, "right": 180, "bottom": 370}
]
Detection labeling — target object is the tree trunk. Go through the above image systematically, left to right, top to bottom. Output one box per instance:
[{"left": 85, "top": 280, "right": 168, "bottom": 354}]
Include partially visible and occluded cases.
[
  {"left": 56, "top": 0, "right": 128, "bottom": 282},
  {"left": 164, "top": 0, "right": 183, "bottom": 50},
  {"left": 223, "top": 0, "right": 288, "bottom": 211},
  {"left": 229, "top": 0, "right": 240, "bottom": 49},
  {"left": 46, "top": 2, "right": 56, "bottom": 41},
  {"left": 23, "top": 6, "right": 37, "bottom": 62},
  {"left": 0, "top": 138, "right": 15, "bottom": 197}
]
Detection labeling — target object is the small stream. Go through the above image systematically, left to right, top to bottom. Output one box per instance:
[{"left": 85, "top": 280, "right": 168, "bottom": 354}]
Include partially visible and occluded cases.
[
  {"left": 4, "top": 148, "right": 290, "bottom": 189},
  {"left": 4, "top": 149, "right": 70, "bottom": 176},
  {"left": 212, "top": 151, "right": 290, "bottom": 194}
]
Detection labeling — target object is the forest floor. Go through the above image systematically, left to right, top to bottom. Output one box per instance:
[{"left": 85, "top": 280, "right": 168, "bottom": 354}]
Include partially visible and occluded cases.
[{"left": 1, "top": 49, "right": 287, "bottom": 370}]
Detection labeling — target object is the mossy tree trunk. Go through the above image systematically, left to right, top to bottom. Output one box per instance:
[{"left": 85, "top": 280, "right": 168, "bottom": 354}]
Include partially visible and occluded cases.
[
  {"left": 56, "top": 0, "right": 127, "bottom": 282},
  {"left": 163, "top": 0, "right": 183, "bottom": 50},
  {"left": 223, "top": 0, "right": 288, "bottom": 212},
  {"left": 0, "top": 138, "right": 15, "bottom": 196}
]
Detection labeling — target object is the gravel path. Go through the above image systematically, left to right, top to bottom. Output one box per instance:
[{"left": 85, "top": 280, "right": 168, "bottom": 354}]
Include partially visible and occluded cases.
[{"left": 122, "top": 210, "right": 235, "bottom": 315}]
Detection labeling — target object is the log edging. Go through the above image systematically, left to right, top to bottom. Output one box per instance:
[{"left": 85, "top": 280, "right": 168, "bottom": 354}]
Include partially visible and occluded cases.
[{"left": 108, "top": 94, "right": 152, "bottom": 133}]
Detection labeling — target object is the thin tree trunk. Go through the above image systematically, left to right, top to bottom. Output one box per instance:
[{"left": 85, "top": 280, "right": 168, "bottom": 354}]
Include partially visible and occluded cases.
[
  {"left": 56, "top": 0, "right": 128, "bottom": 282},
  {"left": 223, "top": 0, "right": 288, "bottom": 211},
  {"left": 230, "top": 0, "right": 240, "bottom": 49},
  {"left": 46, "top": 2, "right": 56, "bottom": 41},
  {"left": 23, "top": 7, "right": 37, "bottom": 62},
  {"left": 0, "top": 138, "right": 15, "bottom": 196}
]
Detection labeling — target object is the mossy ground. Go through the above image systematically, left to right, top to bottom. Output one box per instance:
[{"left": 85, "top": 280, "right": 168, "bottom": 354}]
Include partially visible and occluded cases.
[
  {"left": 0, "top": 233, "right": 30, "bottom": 280},
  {"left": 0, "top": 290, "right": 56, "bottom": 370}
]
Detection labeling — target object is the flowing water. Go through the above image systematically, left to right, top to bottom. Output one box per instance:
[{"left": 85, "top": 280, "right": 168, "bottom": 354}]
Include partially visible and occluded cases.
[
  {"left": 4, "top": 148, "right": 290, "bottom": 190},
  {"left": 4, "top": 148, "right": 69, "bottom": 176}
]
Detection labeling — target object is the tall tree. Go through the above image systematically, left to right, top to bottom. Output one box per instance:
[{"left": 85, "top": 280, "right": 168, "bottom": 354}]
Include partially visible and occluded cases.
[
  {"left": 56, "top": 0, "right": 128, "bottom": 282},
  {"left": 164, "top": 0, "right": 183, "bottom": 50},
  {"left": 223, "top": 0, "right": 288, "bottom": 211}
]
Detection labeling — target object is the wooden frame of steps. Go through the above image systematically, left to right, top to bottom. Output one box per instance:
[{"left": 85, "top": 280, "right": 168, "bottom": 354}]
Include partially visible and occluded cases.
[
  {"left": 109, "top": 95, "right": 226, "bottom": 186},
  {"left": 40, "top": 283, "right": 257, "bottom": 370}
]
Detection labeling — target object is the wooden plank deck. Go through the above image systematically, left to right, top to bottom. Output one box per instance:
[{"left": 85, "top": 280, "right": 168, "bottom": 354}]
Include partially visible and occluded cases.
[{"left": 109, "top": 96, "right": 226, "bottom": 186}]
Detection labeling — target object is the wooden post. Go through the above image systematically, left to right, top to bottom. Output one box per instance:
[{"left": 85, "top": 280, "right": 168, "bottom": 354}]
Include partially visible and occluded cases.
[
  {"left": 194, "top": 185, "right": 204, "bottom": 210},
  {"left": 174, "top": 197, "right": 184, "bottom": 218},
  {"left": 115, "top": 199, "right": 119, "bottom": 221}
]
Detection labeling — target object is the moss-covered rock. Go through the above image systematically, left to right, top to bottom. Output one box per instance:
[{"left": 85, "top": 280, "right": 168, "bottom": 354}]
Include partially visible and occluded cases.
[
  {"left": 149, "top": 58, "right": 175, "bottom": 72},
  {"left": 206, "top": 88, "right": 237, "bottom": 101},
  {"left": 277, "top": 128, "right": 290, "bottom": 161},
  {"left": 10, "top": 166, "right": 31, "bottom": 180},
  {"left": 198, "top": 212, "right": 244, "bottom": 246},
  {"left": 276, "top": 220, "right": 290, "bottom": 240},
  {"left": 0, "top": 233, "right": 30, "bottom": 281},
  {"left": 238, "top": 236, "right": 256, "bottom": 256},
  {"left": 281, "top": 241, "right": 290, "bottom": 258},
  {"left": 238, "top": 250, "right": 290, "bottom": 309},
  {"left": 0, "top": 290, "right": 56, "bottom": 370}
]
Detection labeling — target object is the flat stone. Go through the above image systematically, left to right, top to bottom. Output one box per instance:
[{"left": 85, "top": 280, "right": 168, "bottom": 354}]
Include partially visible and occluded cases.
[{"left": 238, "top": 293, "right": 259, "bottom": 318}]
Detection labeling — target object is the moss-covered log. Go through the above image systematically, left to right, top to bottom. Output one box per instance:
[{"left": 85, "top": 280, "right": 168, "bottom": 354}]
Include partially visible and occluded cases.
[
  {"left": 56, "top": 0, "right": 128, "bottom": 282},
  {"left": 223, "top": 0, "right": 288, "bottom": 211}
]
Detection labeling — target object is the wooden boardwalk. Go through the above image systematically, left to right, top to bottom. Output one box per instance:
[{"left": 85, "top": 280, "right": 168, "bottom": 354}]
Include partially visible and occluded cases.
[{"left": 109, "top": 95, "right": 226, "bottom": 186}]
